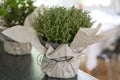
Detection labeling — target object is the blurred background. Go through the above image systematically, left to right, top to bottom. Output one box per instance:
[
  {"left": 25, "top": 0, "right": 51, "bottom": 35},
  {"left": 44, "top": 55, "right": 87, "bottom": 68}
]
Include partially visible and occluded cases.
[
  {"left": 1, "top": 0, "right": 120, "bottom": 80},
  {"left": 33, "top": 0, "right": 120, "bottom": 80}
]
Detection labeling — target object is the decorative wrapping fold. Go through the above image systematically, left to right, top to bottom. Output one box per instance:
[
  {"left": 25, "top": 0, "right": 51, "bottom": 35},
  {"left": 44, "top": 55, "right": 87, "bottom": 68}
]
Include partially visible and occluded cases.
[
  {"left": 1, "top": 5, "right": 116, "bottom": 79},
  {"left": 70, "top": 23, "right": 116, "bottom": 52},
  {"left": 41, "top": 44, "right": 80, "bottom": 78},
  {"left": 45, "top": 44, "right": 74, "bottom": 59}
]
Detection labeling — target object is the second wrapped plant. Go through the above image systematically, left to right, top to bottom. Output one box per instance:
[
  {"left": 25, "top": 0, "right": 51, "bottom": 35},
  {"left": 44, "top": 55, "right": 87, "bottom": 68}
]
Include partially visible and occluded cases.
[
  {"left": 0, "top": 0, "right": 35, "bottom": 55},
  {"left": 0, "top": 0, "right": 35, "bottom": 27}
]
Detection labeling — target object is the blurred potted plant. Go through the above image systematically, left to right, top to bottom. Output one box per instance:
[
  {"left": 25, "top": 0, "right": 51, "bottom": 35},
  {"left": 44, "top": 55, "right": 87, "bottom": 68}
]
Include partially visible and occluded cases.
[
  {"left": 0, "top": 0, "right": 36, "bottom": 55},
  {"left": 0, "top": 0, "right": 35, "bottom": 27},
  {"left": 32, "top": 6, "right": 98, "bottom": 79}
]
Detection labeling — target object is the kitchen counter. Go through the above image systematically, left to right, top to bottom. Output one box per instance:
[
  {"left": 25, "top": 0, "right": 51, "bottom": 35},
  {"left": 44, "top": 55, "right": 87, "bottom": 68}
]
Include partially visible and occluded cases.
[{"left": 0, "top": 41, "right": 97, "bottom": 80}]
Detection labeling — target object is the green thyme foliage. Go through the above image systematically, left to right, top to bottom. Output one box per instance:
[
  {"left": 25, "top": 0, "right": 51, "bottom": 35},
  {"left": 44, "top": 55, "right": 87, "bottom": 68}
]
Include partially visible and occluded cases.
[
  {"left": 0, "top": 0, "right": 35, "bottom": 27},
  {"left": 33, "top": 6, "right": 93, "bottom": 44}
]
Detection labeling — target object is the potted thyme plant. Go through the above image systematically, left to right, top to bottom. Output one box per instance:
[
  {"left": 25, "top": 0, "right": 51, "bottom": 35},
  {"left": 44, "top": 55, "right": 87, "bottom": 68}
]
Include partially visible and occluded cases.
[
  {"left": 32, "top": 6, "right": 98, "bottom": 80},
  {"left": 33, "top": 6, "right": 93, "bottom": 46}
]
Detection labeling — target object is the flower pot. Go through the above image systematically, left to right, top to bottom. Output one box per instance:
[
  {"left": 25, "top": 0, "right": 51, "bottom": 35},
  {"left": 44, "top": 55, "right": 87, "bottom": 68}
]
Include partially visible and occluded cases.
[
  {"left": 0, "top": 26, "right": 32, "bottom": 55},
  {"left": 1, "top": 34, "right": 32, "bottom": 55},
  {"left": 3, "top": 40, "right": 32, "bottom": 55},
  {"left": 39, "top": 42, "right": 81, "bottom": 79}
]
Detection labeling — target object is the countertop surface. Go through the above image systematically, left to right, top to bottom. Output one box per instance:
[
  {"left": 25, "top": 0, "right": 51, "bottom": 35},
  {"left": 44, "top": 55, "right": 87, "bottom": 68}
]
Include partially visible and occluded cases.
[
  {"left": 0, "top": 41, "right": 97, "bottom": 80},
  {"left": 0, "top": 41, "right": 45, "bottom": 80}
]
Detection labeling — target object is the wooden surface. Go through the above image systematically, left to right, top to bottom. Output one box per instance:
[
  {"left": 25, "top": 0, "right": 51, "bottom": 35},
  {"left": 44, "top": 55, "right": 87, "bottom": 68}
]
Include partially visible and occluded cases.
[{"left": 80, "top": 55, "right": 120, "bottom": 80}]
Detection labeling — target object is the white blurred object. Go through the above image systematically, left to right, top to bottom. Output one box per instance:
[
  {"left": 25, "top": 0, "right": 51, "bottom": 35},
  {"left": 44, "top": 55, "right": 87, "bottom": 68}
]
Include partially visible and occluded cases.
[
  {"left": 0, "top": 0, "right": 3, "bottom": 3},
  {"left": 33, "top": 0, "right": 79, "bottom": 8},
  {"left": 33, "top": 0, "right": 58, "bottom": 7},
  {"left": 56, "top": 0, "right": 79, "bottom": 8},
  {"left": 82, "top": 0, "right": 111, "bottom": 6},
  {"left": 103, "top": 0, "right": 120, "bottom": 13},
  {"left": 114, "top": 0, "right": 120, "bottom": 13},
  {"left": 85, "top": 10, "right": 120, "bottom": 71},
  {"left": 85, "top": 42, "right": 103, "bottom": 70},
  {"left": 78, "top": 70, "right": 98, "bottom": 80}
]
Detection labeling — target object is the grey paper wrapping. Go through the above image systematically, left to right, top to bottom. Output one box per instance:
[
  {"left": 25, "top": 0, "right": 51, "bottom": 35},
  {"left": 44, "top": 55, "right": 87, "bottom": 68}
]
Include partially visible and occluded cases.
[
  {"left": 1, "top": 5, "right": 116, "bottom": 78},
  {"left": 70, "top": 23, "right": 115, "bottom": 52},
  {"left": 2, "top": 25, "right": 45, "bottom": 54},
  {"left": 0, "top": 26, "right": 33, "bottom": 55},
  {"left": 4, "top": 41, "right": 32, "bottom": 55},
  {"left": 41, "top": 44, "right": 81, "bottom": 78}
]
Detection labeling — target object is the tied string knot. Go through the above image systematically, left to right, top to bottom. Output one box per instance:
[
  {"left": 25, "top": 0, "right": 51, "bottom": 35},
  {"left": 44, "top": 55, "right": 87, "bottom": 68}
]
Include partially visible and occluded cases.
[{"left": 51, "top": 56, "right": 73, "bottom": 62}]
